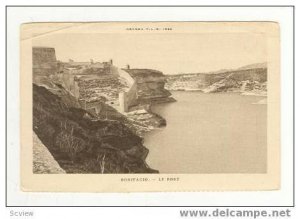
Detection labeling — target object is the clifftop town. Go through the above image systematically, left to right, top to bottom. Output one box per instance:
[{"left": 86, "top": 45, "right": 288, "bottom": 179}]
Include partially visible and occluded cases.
[{"left": 32, "top": 47, "right": 173, "bottom": 173}]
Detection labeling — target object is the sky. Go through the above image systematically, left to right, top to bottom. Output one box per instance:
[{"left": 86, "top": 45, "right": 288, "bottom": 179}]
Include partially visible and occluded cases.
[{"left": 32, "top": 32, "right": 267, "bottom": 75}]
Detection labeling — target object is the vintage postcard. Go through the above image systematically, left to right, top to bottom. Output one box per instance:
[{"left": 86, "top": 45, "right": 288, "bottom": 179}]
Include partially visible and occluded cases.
[{"left": 20, "top": 22, "right": 280, "bottom": 192}]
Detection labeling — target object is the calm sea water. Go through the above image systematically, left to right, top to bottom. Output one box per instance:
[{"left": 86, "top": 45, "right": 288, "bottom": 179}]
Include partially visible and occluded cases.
[{"left": 144, "top": 91, "right": 267, "bottom": 173}]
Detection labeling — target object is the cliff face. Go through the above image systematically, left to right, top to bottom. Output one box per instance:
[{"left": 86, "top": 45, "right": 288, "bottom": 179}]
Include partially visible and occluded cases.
[
  {"left": 166, "top": 65, "right": 267, "bottom": 95},
  {"left": 122, "top": 69, "right": 175, "bottom": 104},
  {"left": 33, "top": 84, "right": 158, "bottom": 173}
]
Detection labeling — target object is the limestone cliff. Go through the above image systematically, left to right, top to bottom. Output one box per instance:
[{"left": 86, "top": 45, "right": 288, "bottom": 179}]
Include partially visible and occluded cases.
[
  {"left": 166, "top": 63, "right": 267, "bottom": 95},
  {"left": 122, "top": 68, "right": 176, "bottom": 104}
]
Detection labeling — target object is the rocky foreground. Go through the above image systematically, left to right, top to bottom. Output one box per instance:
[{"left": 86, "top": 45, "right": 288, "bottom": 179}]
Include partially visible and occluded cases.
[{"left": 33, "top": 84, "right": 158, "bottom": 174}]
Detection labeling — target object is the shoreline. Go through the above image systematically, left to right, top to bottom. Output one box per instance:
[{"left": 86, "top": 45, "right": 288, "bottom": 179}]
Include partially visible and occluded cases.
[
  {"left": 142, "top": 89, "right": 268, "bottom": 173},
  {"left": 166, "top": 89, "right": 267, "bottom": 97},
  {"left": 130, "top": 90, "right": 267, "bottom": 137},
  {"left": 125, "top": 97, "right": 176, "bottom": 136}
]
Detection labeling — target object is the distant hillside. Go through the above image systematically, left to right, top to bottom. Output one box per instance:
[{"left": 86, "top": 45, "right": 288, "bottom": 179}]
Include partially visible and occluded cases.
[
  {"left": 237, "top": 62, "right": 267, "bottom": 70},
  {"left": 165, "top": 63, "right": 267, "bottom": 95}
]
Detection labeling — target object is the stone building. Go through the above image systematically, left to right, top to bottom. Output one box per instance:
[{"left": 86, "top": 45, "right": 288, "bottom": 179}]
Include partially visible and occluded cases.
[
  {"left": 32, "top": 47, "right": 59, "bottom": 76},
  {"left": 63, "top": 59, "right": 113, "bottom": 75},
  {"left": 79, "top": 100, "right": 103, "bottom": 116}
]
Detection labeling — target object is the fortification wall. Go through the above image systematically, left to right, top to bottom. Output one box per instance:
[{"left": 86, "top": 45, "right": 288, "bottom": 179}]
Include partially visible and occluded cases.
[
  {"left": 32, "top": 47, "right": 58, "bottom": 75},
  {"left": 114, "top": 67, "right": 138, "bottom": 112},
  {"left": 118, "top": 69, "right": 135, "bottom": 85},
  {"left": 61, "top": 73, "right": 80, "bottom": 99},
  {"left": 119, "top": 81, "right": 138, "bottom": 112}
]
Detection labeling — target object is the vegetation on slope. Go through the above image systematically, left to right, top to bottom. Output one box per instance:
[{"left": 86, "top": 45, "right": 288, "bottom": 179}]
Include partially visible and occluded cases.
[{"left": 33, "top": 84, "right": 158, "bottom": 173}]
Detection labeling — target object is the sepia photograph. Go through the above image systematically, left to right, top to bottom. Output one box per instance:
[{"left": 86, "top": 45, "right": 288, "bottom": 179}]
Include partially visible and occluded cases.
[{"left": 20, "top": 22, "right": 280, "bottom": 192}]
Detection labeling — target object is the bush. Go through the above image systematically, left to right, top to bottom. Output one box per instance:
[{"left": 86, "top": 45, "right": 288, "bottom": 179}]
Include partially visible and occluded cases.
[{"left": 56, "top": 121, "right": 85, "bottom": 162}]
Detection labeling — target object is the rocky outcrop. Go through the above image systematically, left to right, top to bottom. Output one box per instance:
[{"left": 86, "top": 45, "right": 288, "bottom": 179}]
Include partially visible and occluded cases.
[
  {"left": 33, "top": 84, "right": 158, "bottom": 173},
  {"left": 124, "top": 108, "right": 166, "bottom": 135}
]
